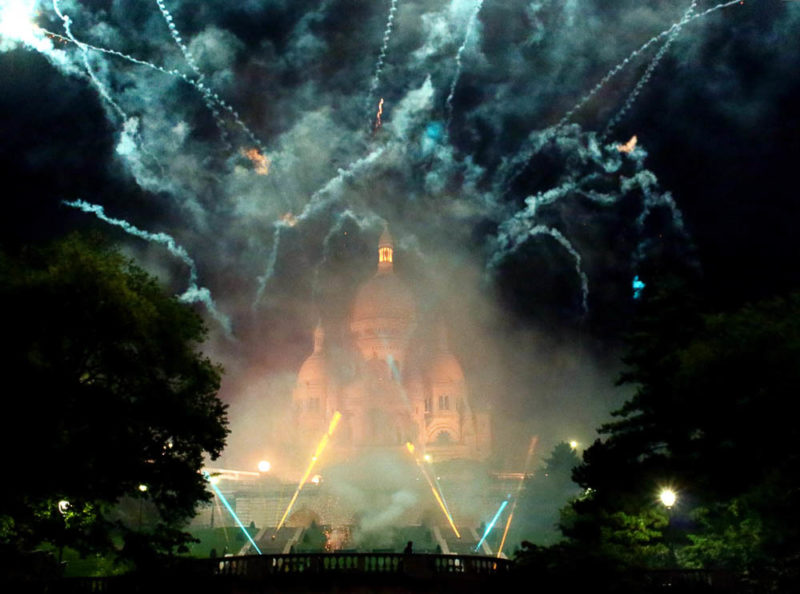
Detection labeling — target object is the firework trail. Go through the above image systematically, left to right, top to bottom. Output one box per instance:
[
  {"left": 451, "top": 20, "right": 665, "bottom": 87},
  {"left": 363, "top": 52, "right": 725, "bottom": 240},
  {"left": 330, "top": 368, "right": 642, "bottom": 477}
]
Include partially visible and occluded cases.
[
  {"left": 52, "top": 0, "right": 126, "bottom": 121},
  {"left": 154, "top": 0, "right": 233, "bottom": 150},
  {"left": 154, "top": 0, "right": 268, "bottom": 152},
  {"left": 154, "top": 0, "right": 202, "bottom": 78},
  {"left": 367, "top": 0, "right": 399, "bottom": 127},
  {"left": 445, "top": 0, "right": 484, "bottom": 129},
  {"left": 503, "top": 0, "right": 742, "bottom": 189},
  {"left": 557, "top": 0, "right": 741, "bottom": 131},
  {"left": 602, "top": 0, "right": 698, "bottom": 139},
  {"left": 40, "top": 26, "right": 266, "bottom": 155},
  {"left": 253, "top": 146, "right": 388, "bottom": 307},
  {"left": 626, "top": 171, "right": 688, "bottom": 267},
  {"left": 63, "top": 199, "right": 233, "bottom": 336},
  {"left": 311, "top": 209, "right": 382, "bottom": 301},
  {"left": 491, "top": 217, "right": 589, "bottom": 315},
  {"left": 253, "top": 222, "right": 289, "bottom": 309},
  {"left": 531, "top": 226, "right": 589, "bottom": 315}
]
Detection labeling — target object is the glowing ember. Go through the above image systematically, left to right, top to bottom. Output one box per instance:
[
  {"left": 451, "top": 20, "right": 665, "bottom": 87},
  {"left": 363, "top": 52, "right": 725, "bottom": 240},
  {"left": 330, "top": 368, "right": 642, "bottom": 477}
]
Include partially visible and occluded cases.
[
  {"left": 373, "top": 97, "right": 384, "bottom": 131},
  {"left": 616, "top": 134, "right": 638, "bottom": 153},
  {"left": 241, "top": 147, "right": 271, "bottom": 175},
  {"left": 280, "top": 212, "right": 297, "bottom": 227},
  {"left": 325, "top": 526, "right": 351, "bottom": 551}
]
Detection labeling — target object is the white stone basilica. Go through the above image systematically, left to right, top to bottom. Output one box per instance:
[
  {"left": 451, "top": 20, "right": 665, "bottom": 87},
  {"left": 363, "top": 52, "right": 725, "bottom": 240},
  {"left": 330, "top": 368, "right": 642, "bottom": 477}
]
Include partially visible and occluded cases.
[{"left": 292, "top": 227, "right": 491, "bottom": 461}]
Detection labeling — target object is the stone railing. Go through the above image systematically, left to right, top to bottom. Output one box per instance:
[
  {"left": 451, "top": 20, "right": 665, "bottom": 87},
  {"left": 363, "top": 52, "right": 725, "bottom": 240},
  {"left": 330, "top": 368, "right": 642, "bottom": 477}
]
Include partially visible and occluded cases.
[{"left": 203, "top": 552, "right": 512, "bottom": 579}]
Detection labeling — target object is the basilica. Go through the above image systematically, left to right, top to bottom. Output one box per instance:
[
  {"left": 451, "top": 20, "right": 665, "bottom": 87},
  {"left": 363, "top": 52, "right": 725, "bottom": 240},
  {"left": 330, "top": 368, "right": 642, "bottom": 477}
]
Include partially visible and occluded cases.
[{"left": 292, "top": 227, "right": 491, "bottom": 461}]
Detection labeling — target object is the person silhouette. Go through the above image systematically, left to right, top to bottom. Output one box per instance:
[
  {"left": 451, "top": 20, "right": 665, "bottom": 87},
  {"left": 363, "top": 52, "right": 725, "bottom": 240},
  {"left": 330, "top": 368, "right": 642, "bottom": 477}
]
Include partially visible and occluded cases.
[{"left": 403, "top": 541, "right": 413, "bottom": 554}]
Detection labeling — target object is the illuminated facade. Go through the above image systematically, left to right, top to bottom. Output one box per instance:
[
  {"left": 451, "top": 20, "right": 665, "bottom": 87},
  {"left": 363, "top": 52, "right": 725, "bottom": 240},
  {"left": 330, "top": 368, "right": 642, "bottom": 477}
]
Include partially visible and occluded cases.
[{"left": 292, "top": 227, "right": 491, "bottom": 461}]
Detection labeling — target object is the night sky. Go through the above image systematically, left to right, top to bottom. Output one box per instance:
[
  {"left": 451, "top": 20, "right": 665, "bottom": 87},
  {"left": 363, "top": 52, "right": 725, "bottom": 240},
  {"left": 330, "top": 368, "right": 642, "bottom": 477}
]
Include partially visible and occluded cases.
[{"left": 1, "top": 0, "right": 798, "bottom": 466}]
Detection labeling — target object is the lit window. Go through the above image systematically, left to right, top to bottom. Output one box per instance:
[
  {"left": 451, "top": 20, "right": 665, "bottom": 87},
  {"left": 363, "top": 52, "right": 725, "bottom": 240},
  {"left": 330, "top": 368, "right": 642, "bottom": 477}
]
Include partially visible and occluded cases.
[{"left": 379, "top": 247, "right": 393, "bottom": 263}]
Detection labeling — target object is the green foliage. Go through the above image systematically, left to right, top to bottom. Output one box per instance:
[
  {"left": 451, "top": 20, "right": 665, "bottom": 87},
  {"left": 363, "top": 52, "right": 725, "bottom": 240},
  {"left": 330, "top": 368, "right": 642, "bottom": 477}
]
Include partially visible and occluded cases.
[
  {"left": 0, "top": 234, "right": 229, "bottom": 568},
  {"left": 563, "top": 279, "right": 800, "bottom": 587},
  {"left": 512, "top": 442, "right": 582, "bottom": 546},
  {"left": 681, "top": 499, "right": 764, "bottom": 570}
]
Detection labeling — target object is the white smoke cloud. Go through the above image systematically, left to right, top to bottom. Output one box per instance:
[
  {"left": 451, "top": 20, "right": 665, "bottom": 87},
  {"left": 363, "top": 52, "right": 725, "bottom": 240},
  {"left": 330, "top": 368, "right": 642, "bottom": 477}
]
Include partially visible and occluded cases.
[{"left": 3, "top": 0, "right": 790, "bottom": 490}]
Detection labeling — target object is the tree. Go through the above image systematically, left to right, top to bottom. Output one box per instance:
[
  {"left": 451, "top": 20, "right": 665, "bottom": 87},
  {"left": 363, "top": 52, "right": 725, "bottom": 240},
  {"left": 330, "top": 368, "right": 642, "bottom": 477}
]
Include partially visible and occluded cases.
[
  {"left": 0, "top": 235, "right": 228, "bottom": 569},
  {"left": 564, "top": 280, "right": 800, "bottom": 588},
  {"left": 513, "top": 442, "right": 582, "bottom": 546}
]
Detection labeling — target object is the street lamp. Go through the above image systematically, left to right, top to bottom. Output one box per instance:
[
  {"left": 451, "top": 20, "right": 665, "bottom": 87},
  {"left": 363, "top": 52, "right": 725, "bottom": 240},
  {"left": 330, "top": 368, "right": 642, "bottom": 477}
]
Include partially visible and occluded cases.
[
  {"left": 137, "top": 484, "right": 148, "bottom": 529},
  {"left": 659, "top": 487, "right": 678, "bottom": 567},
  {"left": 659, "top": 488, "right": 677, "bottom": 509}
]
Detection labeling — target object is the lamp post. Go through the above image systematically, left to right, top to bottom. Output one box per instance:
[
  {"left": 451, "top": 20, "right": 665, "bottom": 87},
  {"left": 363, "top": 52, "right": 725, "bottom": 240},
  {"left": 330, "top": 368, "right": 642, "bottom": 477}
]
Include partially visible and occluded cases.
[
  {"left": 137, "top": 484, "right": 148, "bottom": 529},
  {"left": 659, "top": 488, "right": 678, "bottom": 566}
]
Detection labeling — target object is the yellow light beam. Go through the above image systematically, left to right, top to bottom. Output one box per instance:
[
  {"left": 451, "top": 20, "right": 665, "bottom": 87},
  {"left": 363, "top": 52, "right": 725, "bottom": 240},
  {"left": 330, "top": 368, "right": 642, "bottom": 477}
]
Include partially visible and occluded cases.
[
  {"left": 274, "top": 412, "right": 341, "bottom": 534},
  {"left": 497, "top": 436, "right": 538, "bottom": 558},
  {"left": 406, "top": 443, "right": 460, "bottom": 539}
]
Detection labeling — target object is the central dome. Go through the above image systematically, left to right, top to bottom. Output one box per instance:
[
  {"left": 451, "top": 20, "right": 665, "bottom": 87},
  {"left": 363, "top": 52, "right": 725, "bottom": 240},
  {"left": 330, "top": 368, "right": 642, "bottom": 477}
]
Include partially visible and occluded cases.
[
  {"left": 350, "top": 227, "right": 416, "bottom": 368},
  {"left": 351, "top": 272, "right": 416, "bottom": 324}
]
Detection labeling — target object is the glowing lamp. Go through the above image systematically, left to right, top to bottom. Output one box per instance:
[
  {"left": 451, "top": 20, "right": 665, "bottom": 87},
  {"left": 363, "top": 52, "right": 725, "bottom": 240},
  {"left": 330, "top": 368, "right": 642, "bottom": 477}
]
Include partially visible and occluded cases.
[
  {"left": 569, "top": 440, "right": 579, "bottom": 449},
  {"left": 423, "top": 454, "right": 432, "bottom": 462},
  {"left": 257, "top": 460, "right": 272, "bottom": 473},
  {"left": 138, "top": 484, "right": 148, "bottom": 492},
  {"left": 659, "top": 488, "right": 677, "bottom": 508},
  {"left": 57, "top": 500, "right": 70, "bottom": 515}
]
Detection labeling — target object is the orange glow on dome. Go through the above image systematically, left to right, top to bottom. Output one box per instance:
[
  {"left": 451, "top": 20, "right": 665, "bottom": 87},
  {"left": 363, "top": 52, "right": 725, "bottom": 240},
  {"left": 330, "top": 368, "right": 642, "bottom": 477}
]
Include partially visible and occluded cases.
[{"left": 379, "top": 246, "right": 393, "bottom": 263}]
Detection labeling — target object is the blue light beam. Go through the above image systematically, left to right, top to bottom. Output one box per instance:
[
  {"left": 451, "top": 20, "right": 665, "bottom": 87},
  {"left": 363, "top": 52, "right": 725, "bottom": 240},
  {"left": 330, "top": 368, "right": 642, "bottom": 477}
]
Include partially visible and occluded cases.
[
  {"left": 203, "top": 471, "right": 262, "bottom": 555},
  {"left": 475, "top": 499, "right": 509, "bottom": 551}
]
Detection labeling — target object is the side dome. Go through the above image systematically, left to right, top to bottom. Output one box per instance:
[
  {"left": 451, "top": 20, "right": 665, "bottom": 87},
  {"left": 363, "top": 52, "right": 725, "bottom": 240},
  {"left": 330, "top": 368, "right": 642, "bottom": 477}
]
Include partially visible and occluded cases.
[
  {"left": 293, "top": 323, "right": 333, "bottom": 435},
  {"left": 297, "top": 323, "right": 329, "bottom": 387},
  {"left": 427, "top": 324, "right": 464, "bottom": 383},
  {"left": 297, "top": 351, "right": 327, "bottom": 387},
  {"left": 428, "top": 351, "right": 465, "bottom": 384}
]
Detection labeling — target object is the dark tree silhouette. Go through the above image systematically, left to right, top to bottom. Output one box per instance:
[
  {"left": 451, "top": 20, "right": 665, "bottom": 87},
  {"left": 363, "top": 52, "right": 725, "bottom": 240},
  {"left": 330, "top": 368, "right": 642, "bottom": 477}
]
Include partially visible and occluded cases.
[
  {"left": 0, "top": 234, "right": 228, "bottom": 567},
  {"left": 563, "top": 279, "right": 800, "bottom": 588}
]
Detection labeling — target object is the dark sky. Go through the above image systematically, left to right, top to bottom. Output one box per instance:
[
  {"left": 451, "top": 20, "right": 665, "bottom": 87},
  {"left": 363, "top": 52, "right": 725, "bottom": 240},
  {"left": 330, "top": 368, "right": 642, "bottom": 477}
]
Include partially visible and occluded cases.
[{"left": 1, "top": 0, "right": 798, "bottom": 462}]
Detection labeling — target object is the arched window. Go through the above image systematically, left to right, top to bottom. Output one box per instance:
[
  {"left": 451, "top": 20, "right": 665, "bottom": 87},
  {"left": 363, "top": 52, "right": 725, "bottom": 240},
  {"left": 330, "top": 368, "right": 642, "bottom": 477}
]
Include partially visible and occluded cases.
[
  {"left": 438, "top": 395, "right": 450, "bottom": 410},
  {"left": 434, "top": 430, "right": 454, "bottom": 445}
]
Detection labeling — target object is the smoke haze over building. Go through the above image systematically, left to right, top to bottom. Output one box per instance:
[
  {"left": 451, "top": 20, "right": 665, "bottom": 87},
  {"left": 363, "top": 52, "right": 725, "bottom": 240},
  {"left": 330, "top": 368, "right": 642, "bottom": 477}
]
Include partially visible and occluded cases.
[{"left": 1, "top": 1, "right": 798, "bottom": 472}]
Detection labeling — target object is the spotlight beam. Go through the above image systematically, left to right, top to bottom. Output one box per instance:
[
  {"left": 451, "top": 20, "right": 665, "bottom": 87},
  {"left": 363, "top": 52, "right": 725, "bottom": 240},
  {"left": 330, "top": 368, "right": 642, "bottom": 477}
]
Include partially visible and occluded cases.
[
  {"left": 274, "top": 412, "right": 341, "bottom": 535},
  {"left": 497, "top": 436, "right": 538, "bottom": 558},
  {"left": 406, "top": 442, "right": 460, "bottom": 539},
  {"left": 203, "top": 471, "right": 262, "bottom": 555},
  {"left": 475, "top": 499, "right": 508, "bottom": 551}
]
